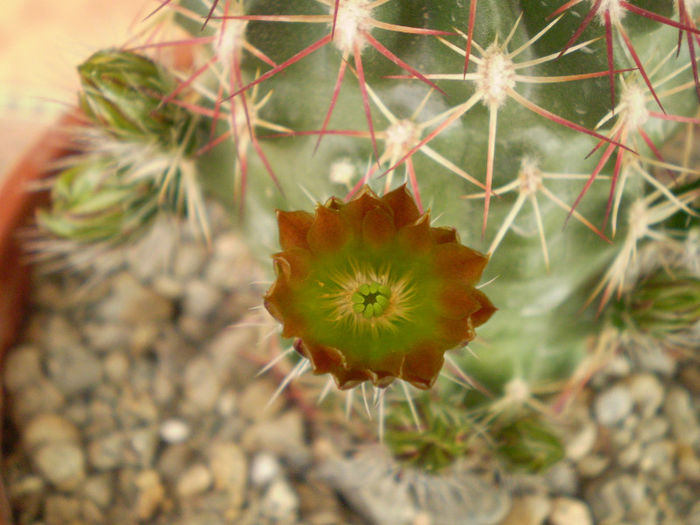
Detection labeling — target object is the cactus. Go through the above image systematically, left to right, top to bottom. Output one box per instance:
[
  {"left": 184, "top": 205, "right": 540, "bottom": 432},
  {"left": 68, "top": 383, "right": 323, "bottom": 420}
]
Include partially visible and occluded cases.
[{"left": 38, "top": 0, "right": 699, "bottom": 472}]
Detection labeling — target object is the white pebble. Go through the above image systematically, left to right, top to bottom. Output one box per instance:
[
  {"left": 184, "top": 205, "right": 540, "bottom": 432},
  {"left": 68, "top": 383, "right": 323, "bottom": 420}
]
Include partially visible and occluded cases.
[
  {"left": 160, "top": 419, "right": 191, "bottom": 444},
  {"left": 250, "top": 452, "right": 281, "bottom": 487}
]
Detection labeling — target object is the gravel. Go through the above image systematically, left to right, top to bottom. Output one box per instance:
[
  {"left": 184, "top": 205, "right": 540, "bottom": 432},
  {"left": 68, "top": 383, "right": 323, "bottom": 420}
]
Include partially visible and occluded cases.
[{"left": 2, "top": 202, "right": 697, "bottom": 524}]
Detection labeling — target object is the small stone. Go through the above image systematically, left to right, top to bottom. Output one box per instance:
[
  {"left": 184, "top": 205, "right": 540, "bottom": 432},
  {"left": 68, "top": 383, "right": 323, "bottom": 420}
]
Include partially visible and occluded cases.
[
  {"left": 174, "top": 243, "right": 207, "bottom": 278},
  {"left": 97, "top": 273, "right": 173, "bottom": 323},
  {"left": 152, "top": 275, "right": 184, "bottom": 299},
  {"left": 183, "top": 279, "right": 223, "bottom": 319},
  {"left": 83, "top": 322, "right": 129, "bottom": 353},
  {"left": 2, "top": 345, "right": 43, "bottom": 392},
  {"left": 46, "top": 345, "right": 103, "bottom": 396},
  {"left": 636, "top": 347, "right": 676, "bottom": 375},
  {"left": 104, "top": 351, "right": 130, "bottom": 383},
  {"left": 184, "top": 356, "right": 222, "bottom": 412},
  {"left": 679, "top": 365, "right": 700, "bottom": 395},
  {"left": 628, "top": 373, "right": 664, "bottom": 418},
  {"left": 9, "top": 380, "right": 65, "bottom": 424},
  {"left": 239, "top": 381, "right": 284, "bottom": 421},
  {"left": 594, "top": 384, "right": 633, "bottom": 426},
  {"left": 665, "top": 386, "right": 700, "bottom": 446},
  {"left": 217, "top": 389, "right": 237, "bottom": 417},
  {"left": 242, "top": 410, "right": 311, "bottom": 470},
  {"left": 24, "top": 414, "right": 80, "bottom": 450},
  {"left": 636, "top": 416, "right": 669, "bottom": 443},
  {"left": 160, "top": 419, "right": 191, "bottom": 444},
  {"left": 565, "top": 420, "right": 597, "bottom": 461},
  {"left": 126, "top": 427, "right": 159, "bottom": 467},
  {"left": 88, "top": 434, "right": 126, "bottom": 470},
  {"left": 639, "top": 440, "right": 676, "bottom": 479},
  {"left": 617, "top": 441, "right": 642, "bottom": 468},
  {"left": 34, "top": 442, "right": 86, "bottom": 491},
  {"left": 209, "top": 442, "right": 248, "bottom": 491},
  {"left": 157, "top": 444, "right": 193, "bottom": 483},
  {"left": 678, "top": 444, "right": 700, "bottom": 482},
  {"left": 250, "top": 452, "right": 281, "bottom": 487},
  {"left": 576, "top": 454, "right": 609, "bottom": 478},
  {"left": 544, "top": 461, "right": 578, "bottom": 495},
  {"left": 177, "top": 463, "right": 213, "bottom": 497},
  {"left": 134, "top": 470, "right": 165, "bottom": 521},
  {"left": 7, "top": 475, "right": 44, "bottom": 497},
  {"left": 83, "top": 475, "right": 113, "bottom": 508},
  {"left": 262, "top": 478, "right": 299, "bottom": 521},
  {"left": 501, "top": 494, "right": 550, "bottom": 525},
  {"left": 44, "top": 495, "right": 81, "bottom": 525},
  {"left": 549, "top": 497, "right": 592, "bottom": 525},
  {"left": 689, "top": 500, "right": 700, "bottom": 525}
]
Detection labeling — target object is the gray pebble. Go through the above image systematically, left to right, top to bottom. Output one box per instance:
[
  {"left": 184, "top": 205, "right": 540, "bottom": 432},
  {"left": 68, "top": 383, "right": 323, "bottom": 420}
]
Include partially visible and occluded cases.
[
  {"left": 183, "top": 279, "right": 223, "bottom": 319},
  {"left": 46, "top": 345, "right": 103, "bottom": 396},
  {"left": 594, "top": 384, "right": 633, "bottom": 426},
  {"left": 636, "top": 416, "right": 669, "bottom": 443},
  {"left": 126, "top": 427, "right": 159, "bottom": 467},
  {"left": 88, "top": 433, "right": 126, "bottom": 470},
  {"left": 639, "top": 440, "right": 676, "bottom": 480}
]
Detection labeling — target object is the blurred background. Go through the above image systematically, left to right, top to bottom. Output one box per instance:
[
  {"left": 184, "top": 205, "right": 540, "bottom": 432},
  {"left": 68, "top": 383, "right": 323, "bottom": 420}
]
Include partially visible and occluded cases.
[{"left": 0, "top": 0, "right": 148, "bottom": 178}]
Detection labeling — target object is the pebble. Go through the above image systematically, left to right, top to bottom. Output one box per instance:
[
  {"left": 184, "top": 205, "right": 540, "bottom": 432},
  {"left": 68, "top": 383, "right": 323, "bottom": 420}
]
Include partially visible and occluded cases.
[
  {"left": 97, "top": 273, "right": 173, "bottom": 323},
  {"left": 183, "top": 279, "right": 223, "bottom": 319},
  {"left": 2, "top": 345, "right": 44, "bottom": 392},
  {"left": 46, "top": 345, "right": 103, "bottom": 396},
  {"left": 103, "top": 351, "right": 130, "bottom": 383},
  {"left": 184, "top": 356, "right": 222, "bottom": 412},
  {"left": 628, "top": 373, "right": 664, "bottom": 418},
  {"left": 8, "top": 380, "right": 65, "bottom": 424},
  {"left": 238, "top": 380, "right": 285, "bottom": 421},
  {"left": 594, "top": 384, "right": 633, "bottom": 426},
  {"left": 664, "top": 386, "right": 700, "bottom": 446},
  {"left": 242, "top": 410, "right": 310, "bottom": 470},
  {"left": 23, "top": 414, "right": 80, "bottom": 450},
  {"left": 636, "top": 416, "right": 669, "bottom": 443},
  {"left": 160, "top": 418, "right": 191, "bottom": 444},
  {"left": 565, "top": 420, "right": 597, "bottom": 461},
  {"left": 88, "top": 434, "right": 126, "bottom": 470},
  {"left": 639, "top": 440, "right": 675, "bottom": 479},
  {"left": 34, "top": 442, "right": 86, "bottom": 491},
  {"left": 208, "top": 442, "right": 248, "bottom": 495},
  {"left": 678, "top": 444, "right": 700, "bottom": 482},
  {"left": 250, "top": 452, "right": 281, "bottom": 487},
  {"left": 177, "top": 463, "right": 213, "bottom": 497},
  {"left": 134, "top": 470, "right": 165, "bottom": 521},
  {"left": 82, "top": 475, "right": 113, "bottom": 509},
  {"left": 261, "top": 478, "right": 300, "bottom": 522},
  {"left": 501, "top": 494, "right": 550, "bottom": 525},
  {"left": 44, "top": 495, "right": 81, "bottom": 525},
  {"left": 548, "top": 497, "right": 592, "bottom": 525}
]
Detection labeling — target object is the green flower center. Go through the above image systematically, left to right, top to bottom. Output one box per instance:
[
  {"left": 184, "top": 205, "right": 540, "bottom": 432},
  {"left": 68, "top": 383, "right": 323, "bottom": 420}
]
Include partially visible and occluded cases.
[{"left": 351, "top": 282, "right": 391, "bottom": 318}]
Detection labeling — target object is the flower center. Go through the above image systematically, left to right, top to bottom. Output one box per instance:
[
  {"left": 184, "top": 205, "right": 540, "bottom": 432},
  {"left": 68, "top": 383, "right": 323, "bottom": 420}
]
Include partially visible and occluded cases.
[{"left": 351, "top": 281, "right": 391, "bottom": 318}]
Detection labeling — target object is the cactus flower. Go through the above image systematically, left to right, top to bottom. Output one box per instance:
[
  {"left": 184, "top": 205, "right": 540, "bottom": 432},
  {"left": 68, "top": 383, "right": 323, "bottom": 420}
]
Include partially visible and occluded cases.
[{"left": 264, "top": 185, "right": 496, "bottom": 390}]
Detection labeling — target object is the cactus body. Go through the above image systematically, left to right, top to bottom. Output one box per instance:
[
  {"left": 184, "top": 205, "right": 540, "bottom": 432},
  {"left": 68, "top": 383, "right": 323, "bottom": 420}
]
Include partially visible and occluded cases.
[{"left": 39, "top": 0, "right": 700, "bottom": 470}]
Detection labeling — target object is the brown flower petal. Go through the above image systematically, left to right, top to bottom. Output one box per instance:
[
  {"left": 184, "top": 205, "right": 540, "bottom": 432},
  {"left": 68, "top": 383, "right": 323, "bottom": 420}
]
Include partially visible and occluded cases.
[
  {"left": 381, "top": 184, "right": 420, "bottom": 229},
  {"left": 342, "top": 188, "right": 391, "bottom": 235},
  {"left": 307, "top": 204, "right": 350, "bottom": 253},
  {"left": 362, "top": 206, "right": 396, "bottom": 248},
  {"left": 277, "top": 210, "right": 314, "bottom": 251},
  {"left": 397, "top": 214, "right": 433, "bottom": 253},
  {"left": 431, "top": 226, "right": 459, "bottom": 245},
  {"left": 434, "top": 243, "right": 489, "bottom": 285},
  {"left": 264, "top": 279, "right": 305, "bottom": 338},
  {"left": 438, "top": 282, "right": 483, "bottom": 319},
  {"left": 470, "top": 289, "right": 497, "bottom": 327},
  {"left": 437, "top": 315, "right": 475, "bottom": 347},
  {"left": 294, "top": 339, "right": 345, "bottom": 375},
  {"left": 401, "top": 342, "right": 445, "bottom": 389}
]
